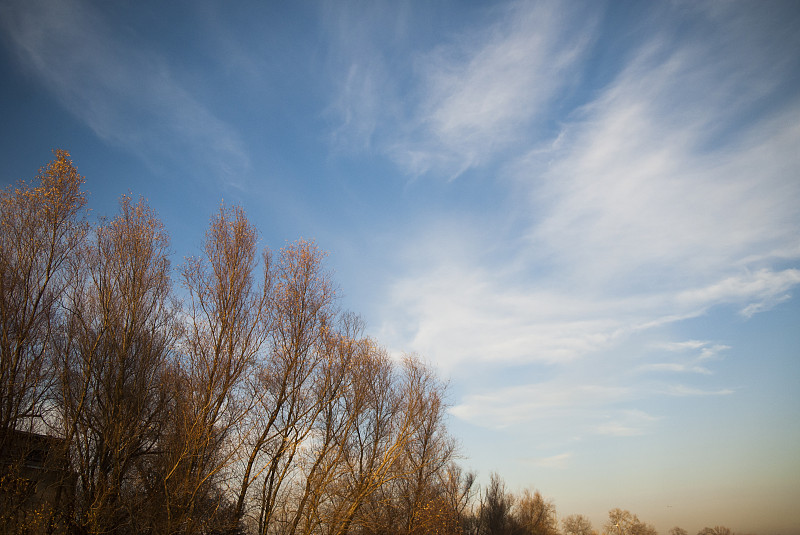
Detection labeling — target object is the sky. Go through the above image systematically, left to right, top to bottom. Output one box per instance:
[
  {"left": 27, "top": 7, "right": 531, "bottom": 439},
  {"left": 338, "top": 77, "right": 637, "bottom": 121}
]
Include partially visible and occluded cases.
[{"left": 1, "top": 1, "right": 799, "bottom": 533}]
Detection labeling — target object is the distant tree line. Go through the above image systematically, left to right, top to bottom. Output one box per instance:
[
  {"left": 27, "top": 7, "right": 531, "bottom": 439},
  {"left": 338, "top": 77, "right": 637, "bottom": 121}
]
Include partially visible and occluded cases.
[{"left": 0, "top": 152, "right": 742, "bottom": 535}]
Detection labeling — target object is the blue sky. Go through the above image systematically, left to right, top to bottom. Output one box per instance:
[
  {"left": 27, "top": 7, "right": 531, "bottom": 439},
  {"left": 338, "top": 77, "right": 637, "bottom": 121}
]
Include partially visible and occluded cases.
[{"left": 1, "top": 1, "right": 799, "bottom": 533}]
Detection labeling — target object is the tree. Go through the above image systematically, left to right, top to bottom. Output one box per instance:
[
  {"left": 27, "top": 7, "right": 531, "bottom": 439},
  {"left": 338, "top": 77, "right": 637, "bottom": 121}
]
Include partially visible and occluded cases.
[
  {"left": 0, "top": 149, "right": 87, "bottom": 532},
  {"left": 0, "top": 149, "right": 86, "bottom": 443},
  {"left": 0, "top": 150, "right": 482, "bottom": 535},
  {"left": 57, "top": 194, "right": 174, "bottom": 533},
  {"left": 162, "top": 203, "right": 271, "bottom": 534},
  {"left": 235, "top": 238, "right": 338, "bottom": 535},
  {"left": 280, "top": 318, "right": 370, "bottom": 535},
  {"left": 275, "top": 342, "right": 454, "bottom": 535},
  {"left": 327, "top": 342, "right": 408, "bottom": 535},
  {"left": 353, "top": 356, "right": 458, "bottom": 535},
  {"left": 440, "top": 463, "right": 477, "bottom": 535},
  {"left": 479, "top": 473, "right": 515, "bottom": 535},
  {"left": 514, "top": 488, "right": 558, "bottom": 535},
  {"left": 605, "top": 508, "right": 657, "bottom": 535},
  {"left": 563, "top": 514, "right": 593, "bottom": 535},
  {"left": 668, "top": 527, "right": 688, "bottom": 535},
  {"left": 697, "top": 527, "right": 732, "bottom": 535}
]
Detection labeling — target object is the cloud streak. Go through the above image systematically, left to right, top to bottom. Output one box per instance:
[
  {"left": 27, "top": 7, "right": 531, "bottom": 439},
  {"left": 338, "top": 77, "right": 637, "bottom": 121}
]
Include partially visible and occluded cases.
[
  {"left": 0, "top": 0, "right": 249, "bottom": 186},
  {"left": 326, "top": 1, "right": 598, "bottom": 178},
  {"left": 394, "top": 1, "right": 596, "bottom": 178},
  {"left": 375, "top": 2, "right": 800, "bottom": 435},
  {"left": 450, "top": 382, "right": 632, "bottom": 430},
  {"left": 525, "top": 452, "right": 573, "bottom": 470}
]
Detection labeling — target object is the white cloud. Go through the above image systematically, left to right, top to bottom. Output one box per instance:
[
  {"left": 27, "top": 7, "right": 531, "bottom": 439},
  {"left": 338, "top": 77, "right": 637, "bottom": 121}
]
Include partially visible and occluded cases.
[
  {"left": 0, "top": 0, "right": 249, "bottom": 186},
  {"left": 321, "top": 1, "right": 415, "bottom": 154},
  {"left": 357, "top": 1, "right": 598, "bottom": 178},
  {"left": 407, "top": 2, "right": 592, "bottom": 174},
  {"left": 378, "top": 3, "right": 800, "bottom": 439},
  {"left": 329, "top": 63, "right": 384, "bottom": 152},
  {"left": 529, "top": 100, "right": 800, "bottom": 293},
  {"left": 382, "top": 253, "right": 796, "bottom": 372},
  {"left": 673, "top": 269, "right": 800, "bottom": 315},
  {"left": 739, "top": 294, "right": 792, "bottom": 318},
  {"left": 638, "top": 340, "right": 729, "bottom": 375},
  {"left": 655, "top": 340, "right": 710, "bottom": 352},
  {"left": 697, "top": 344, "right": 730, "bottom": 361},
  {"left": 639, "top": 363, "right": 712, "bottom": 375},
  {"left": 450, "top": 381, "right": 664, "bottom": 441},
  {"left": 450, "top": 382, "right": 631, "bottom": 430},
  {"left": 662, "top": 385, "right": 735, "bottom": 397},
  {"left": 592, "top": 410, "right": 659, "bottom": 437},
  {"left": 525, "top": 452, "right": 573, "bottom": 469}
]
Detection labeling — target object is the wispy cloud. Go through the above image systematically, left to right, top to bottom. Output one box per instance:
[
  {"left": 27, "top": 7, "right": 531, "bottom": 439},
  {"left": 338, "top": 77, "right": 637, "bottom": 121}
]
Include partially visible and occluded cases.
[
  {"left": 0, "top": 0, "right": 249, "bottom": 186},
  {"left": 321, "top": 1, "right": 413, "bottom": 154},
  {"left": 325, "top": 1, "right": 598, "bottom": 178},
  {"left": 392, "top": 1, "right": 596, "bottom": 178},
  {"left": 378, "top": 3, "right": 800, "bottom": 436},
  {"left": 382, "top": 255, "right": 797, "bottom": 372},
  {"left": 638, "top": 340, "right": 729, "bottom": 374},
  {"left": 653, "top": 340, "right": 730, "bottom": 361},
  {"left": 639, "top": 363, "right": 712, "bottom": 375},
  {"left": 450, "top": 381, "right": 665, "bottom": 442},
  {"left": 450, "top": 382, "right": 631, "bottom": 430},
  {"left": 661, "top": 385, "right": 735, "bottom": 397},
  {"left": 592, "top": 410, "right": 659, "bottom": 437},
  {"left": 524, "top": 452, "right": 573, "bottom": 470}
]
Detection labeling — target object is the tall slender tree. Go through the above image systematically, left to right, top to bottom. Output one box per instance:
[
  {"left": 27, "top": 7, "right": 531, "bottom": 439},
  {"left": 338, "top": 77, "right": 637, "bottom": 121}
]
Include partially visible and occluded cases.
[
  {"left": 0, "top": 150, "right": 86, "bottom": 444},
  {"left": 0, "top": 150, "right": 87, "bottom": 533},
  {"left": 58, "top": 195, "right": 174, "bottom": 534},
  {"left": 163, "top": 203, "right": 270, "bottom": 534},
  {"left": 235, "top": 239, "right": 338, "bottom": 534}
]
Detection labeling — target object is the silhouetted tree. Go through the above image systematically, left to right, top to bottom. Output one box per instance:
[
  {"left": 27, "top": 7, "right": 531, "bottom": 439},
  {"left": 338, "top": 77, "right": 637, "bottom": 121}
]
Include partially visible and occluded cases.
[
  {"left": 3, "top": 151, "right": 675, "bottom": 535},
  {"left": 354, "top": 357, "right": 458, "bottom": 535},
  {"left": 479, "top": 473, "right": 515, "bottom": 535}
]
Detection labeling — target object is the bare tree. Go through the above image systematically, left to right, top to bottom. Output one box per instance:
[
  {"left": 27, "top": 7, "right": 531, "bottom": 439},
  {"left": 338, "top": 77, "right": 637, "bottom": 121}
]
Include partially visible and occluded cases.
[
  {"left": 0, "top": 150, "right": 86, "bottom": 443},
  {"left": 0, "top": 150, "right": 87, "bottom": 533},
  {"left": 0, "top": 150, "right": 484, "bottom": 535},
  {"left": 57, "top": 194, "right": 174, "bottom": 533},
  {"left": 162, "top": 203, "right": 271, "bottom": 534},
  {"left": 234, "top": 238, "right": 337, "bottom": 534},
  {"left": 279, "top": 317, "right": 369, "bottom": 535},
  {"left": 282, "top": 342, "right": 442, "bottom": 535},
  {"left": 327, "top": 342, "right": 403, "bottom": 535},
  {"left": 357, "top": 356, "right": 458, "bottom": 535},
  {"left": 397, "top": 357, "right": 457, "bottom": 535},
  {"left": 442, "top": 463, "right": 477, "bottom": 530},
  {"left": 479, "top": 473, "right": 515, "bottom": 535},
  {"left": 515, "top": 488, "right": 558, "bottom": 535},
  {"left": 605, "top": 509, "right": 657, "bottom": 535},
  {"left": 562, "top": 514, "right": 593, "bottom": 535},
  {"left": 668, "top": 527, "right": 688, "bottom": 535},
  {"left": 697, "top": 527, "right": 732, "bottom": 535}
]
